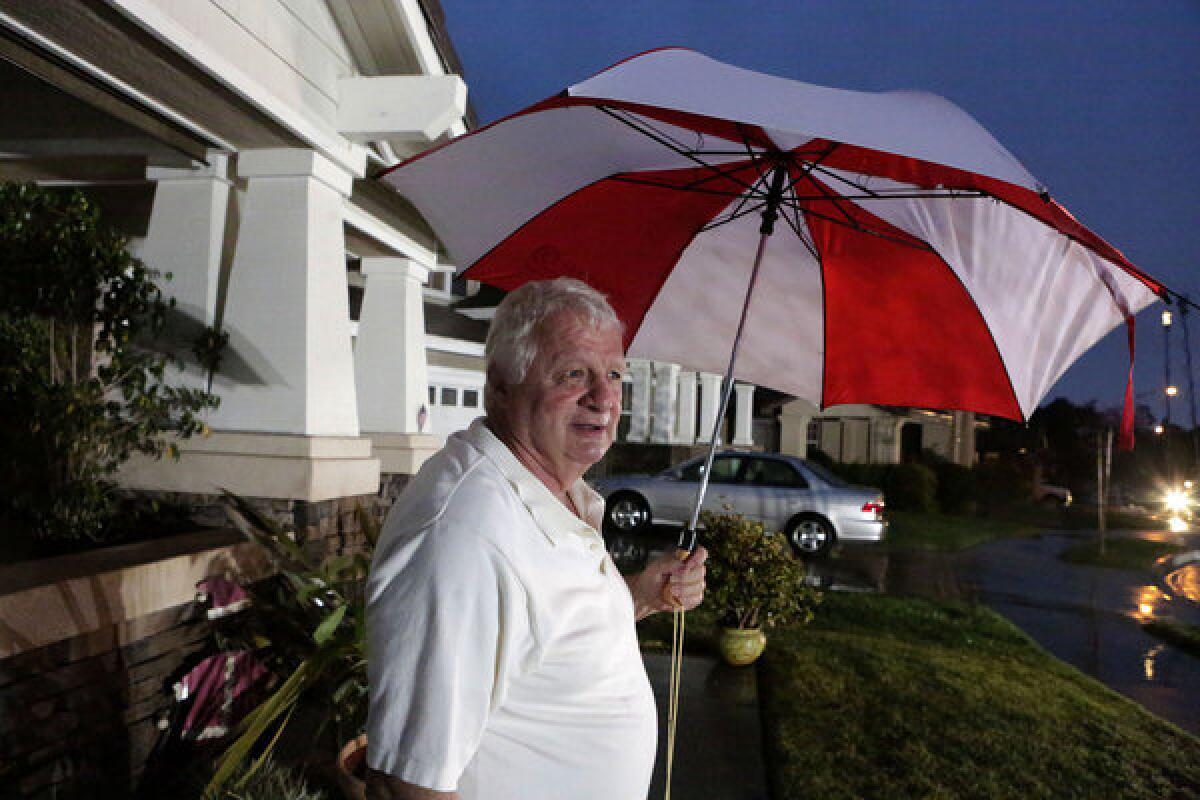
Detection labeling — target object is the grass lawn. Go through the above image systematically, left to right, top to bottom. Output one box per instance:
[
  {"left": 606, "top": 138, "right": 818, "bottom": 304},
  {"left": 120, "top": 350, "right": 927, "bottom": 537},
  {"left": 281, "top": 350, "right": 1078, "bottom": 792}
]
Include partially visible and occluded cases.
[
  {"left": 1000, "top": 505, "right": 1157, "bottom": 532},
  {"left": 885, "top": 511, "right": 1036, "bottom": 552},
  {"left": 1059, "top": 537, "right": 1185, "bottom": 571},
  {"left": 641, "top": 593, "right": 1200, "bottom": 799},
  {"left": 758, "top": 593, "right": 1200, "bottom": 799},
  {"left": 1143, "top": 619, "right": 1200, "bottom": 659}
]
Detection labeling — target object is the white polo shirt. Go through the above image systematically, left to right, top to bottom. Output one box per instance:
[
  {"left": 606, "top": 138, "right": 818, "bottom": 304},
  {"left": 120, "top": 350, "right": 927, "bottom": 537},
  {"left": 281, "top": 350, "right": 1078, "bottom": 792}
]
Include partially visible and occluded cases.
[{"left": 366, "top": 418, "right": 657, "bottom": 799}]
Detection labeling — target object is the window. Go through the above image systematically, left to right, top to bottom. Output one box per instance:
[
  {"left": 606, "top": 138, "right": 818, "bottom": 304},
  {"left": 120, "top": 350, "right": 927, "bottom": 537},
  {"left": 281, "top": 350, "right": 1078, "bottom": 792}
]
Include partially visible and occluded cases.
[
  {"left": 617, "top": 377, "right": 633, "bottom": 440},
  {"left": 428, "top": 386, "right": 437, "bottom": 404},
  {"left": 441, "top": 387, "right": 458, "bottom": 406},
  {"left": 463, "top": 389, "right": 479, "bottom": 408},
  {"left": 806, "top": 420, "right": 819, "bottom": 456},
  {"left": 681, "top": 456, "right": 743, "bottom": 484},
  {"left": 743, "top": 458, "right": 807, "bottom": 488},
  {"left": 802, "top": 460, "right": 849, "bottom": 488}
]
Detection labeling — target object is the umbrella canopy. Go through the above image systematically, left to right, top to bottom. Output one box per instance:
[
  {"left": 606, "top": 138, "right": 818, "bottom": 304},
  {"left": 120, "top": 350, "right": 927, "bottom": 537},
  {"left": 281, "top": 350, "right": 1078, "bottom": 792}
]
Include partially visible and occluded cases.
[{"left": 382, "top": 47, "right": 1163, "bottom": 442}]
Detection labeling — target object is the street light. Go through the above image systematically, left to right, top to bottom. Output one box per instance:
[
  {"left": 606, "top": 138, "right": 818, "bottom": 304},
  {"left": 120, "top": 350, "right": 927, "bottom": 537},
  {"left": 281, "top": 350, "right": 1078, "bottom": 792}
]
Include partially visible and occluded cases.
[
  {"left": 1163, "top": 309, "right": 1174, "bottom": 327},
  {"left": 1167, "top": 385, "right": 1180, "bottom": 397},
  {"left": 1155, "top": 424, "right": 1165, "bottom": 435}
]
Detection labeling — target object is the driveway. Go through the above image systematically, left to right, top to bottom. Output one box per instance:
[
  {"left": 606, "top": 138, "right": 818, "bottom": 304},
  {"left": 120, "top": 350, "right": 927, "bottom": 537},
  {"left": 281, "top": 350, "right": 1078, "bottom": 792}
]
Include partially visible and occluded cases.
[{"left": 962, "top": 529, "right": 1200, "bottom": 735}]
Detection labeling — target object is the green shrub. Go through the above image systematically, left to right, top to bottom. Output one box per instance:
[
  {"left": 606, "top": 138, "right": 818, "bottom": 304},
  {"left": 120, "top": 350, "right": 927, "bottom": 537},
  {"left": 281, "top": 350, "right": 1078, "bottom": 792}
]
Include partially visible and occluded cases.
[
  {"left": 0, "top": 183, "right": 220, "bottom": 542},
  {"left": 976, "top": 456, "right": 1033, "bottom": 511},
  {"left": 932, "top": 461, "right": 977, "bottom": 514},
  {"left": 884, "top": 462, "right": 938, "bottom": 512},
  {"left": 698, "top": 511, "right": 821, "bottom": 629}
]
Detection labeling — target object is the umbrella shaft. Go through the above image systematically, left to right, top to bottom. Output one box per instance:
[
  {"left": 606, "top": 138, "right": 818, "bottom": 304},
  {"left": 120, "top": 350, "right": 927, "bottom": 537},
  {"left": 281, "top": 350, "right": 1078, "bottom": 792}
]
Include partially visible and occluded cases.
[{"left": 680, "top": 167, "right": 787, "bottom": 550}]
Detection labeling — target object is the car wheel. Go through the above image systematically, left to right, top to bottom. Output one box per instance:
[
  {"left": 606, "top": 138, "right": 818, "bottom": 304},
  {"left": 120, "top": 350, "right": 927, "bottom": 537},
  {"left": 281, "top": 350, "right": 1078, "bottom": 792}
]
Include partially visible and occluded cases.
[
  {"left": 605, "top": 491, "right": 652, "bottom": 535},
  {"left": 786, "top": 514, "right": 836, "bottom": 558}
]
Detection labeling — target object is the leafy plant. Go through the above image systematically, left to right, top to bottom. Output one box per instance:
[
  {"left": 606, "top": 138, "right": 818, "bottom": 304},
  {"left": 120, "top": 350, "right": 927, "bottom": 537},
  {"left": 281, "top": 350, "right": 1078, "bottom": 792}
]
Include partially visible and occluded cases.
[
  {"left": 0, "top": 182, "right": 220, "bottom": 541},
  {"left": 204, "top": 493, "right": 380, "bottom": 797},
  {"left": 699, "top": 511, "right": 821, "bottom": 630},
  {"left": 210, "top": 756, "right": 328, "bottom": 800}
]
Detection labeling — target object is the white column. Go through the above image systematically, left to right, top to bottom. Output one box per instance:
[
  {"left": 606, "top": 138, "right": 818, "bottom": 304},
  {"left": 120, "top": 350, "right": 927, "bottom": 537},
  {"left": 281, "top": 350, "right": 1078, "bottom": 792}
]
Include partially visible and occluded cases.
[
  {"left": 213, "top": 148, "right": 360, "bottom": 436},
  {"left": 140, "top": 153, "right": 231, "bottom": 392},
  {"left": 354, "top": 257, "right": 441, "bottom": 474},
  {"left": 355, "top": 258, "right": 429, "bottom": 433},
  {"left": 626, "top": 360, "right": 652, "bottom": 442},
  {"left": 651, "top": 363, "right": 679, "bottom": 444},
  {"left": 672, "top": 370, "right": 697, "bottom": 445},
  {"left": 697, "top": 372, "right": 723, "bottom": 445},
  {"left": 733, "top": 382, "right": 755, "bottom": 447},
  {"left": 951, "top": 411, "right": 976, "bottom": 466}
]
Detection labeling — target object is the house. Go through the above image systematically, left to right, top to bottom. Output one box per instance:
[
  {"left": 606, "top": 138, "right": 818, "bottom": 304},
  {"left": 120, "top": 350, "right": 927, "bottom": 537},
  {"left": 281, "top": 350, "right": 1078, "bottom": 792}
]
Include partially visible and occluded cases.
[
  {"left": 0, "top": 0, "right": 475, "bottom": 500},
  {"left": 0, "top": 2, "right": 477, "bottom": 793},
  {"left": 779, "top": 399, "right": 978, "bottom": 466}
]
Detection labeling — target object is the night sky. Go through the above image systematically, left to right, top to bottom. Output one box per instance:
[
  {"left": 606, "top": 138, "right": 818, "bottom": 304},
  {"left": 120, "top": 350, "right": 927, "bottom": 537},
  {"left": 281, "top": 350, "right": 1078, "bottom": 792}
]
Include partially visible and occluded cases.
[{"left": 438, "top": 0, "right": 1199, "bottom": 417}]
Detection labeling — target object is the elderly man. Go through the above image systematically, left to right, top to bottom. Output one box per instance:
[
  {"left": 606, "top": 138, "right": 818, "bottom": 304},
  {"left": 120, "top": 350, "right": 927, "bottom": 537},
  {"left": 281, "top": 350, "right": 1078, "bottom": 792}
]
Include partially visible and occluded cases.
[{"left": 365, "top": 278, "right": 707, "bottom": 800}]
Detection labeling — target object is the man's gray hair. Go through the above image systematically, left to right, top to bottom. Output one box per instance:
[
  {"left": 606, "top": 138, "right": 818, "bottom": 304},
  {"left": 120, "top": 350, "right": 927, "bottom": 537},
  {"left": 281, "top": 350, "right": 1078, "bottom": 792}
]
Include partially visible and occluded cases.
[{"left": 485, "top": 277, "right": 623, "bottom": 387}]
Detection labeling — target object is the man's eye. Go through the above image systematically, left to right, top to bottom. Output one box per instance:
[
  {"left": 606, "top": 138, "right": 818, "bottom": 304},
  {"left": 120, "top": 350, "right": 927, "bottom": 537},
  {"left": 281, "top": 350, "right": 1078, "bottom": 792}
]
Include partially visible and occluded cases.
[
  {"left": 562, "top": 368, "right": 586, "bottom": 381},
  {"left": 608, "top": 370, "right": 624, "bottom": 381}
]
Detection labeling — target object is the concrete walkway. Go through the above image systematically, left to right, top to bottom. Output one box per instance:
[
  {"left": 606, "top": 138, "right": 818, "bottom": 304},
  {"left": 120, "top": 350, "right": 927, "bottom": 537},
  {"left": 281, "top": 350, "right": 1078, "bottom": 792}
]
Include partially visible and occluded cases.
[{"left": 643, "top": 651, "right": 769, "bottom": 800}]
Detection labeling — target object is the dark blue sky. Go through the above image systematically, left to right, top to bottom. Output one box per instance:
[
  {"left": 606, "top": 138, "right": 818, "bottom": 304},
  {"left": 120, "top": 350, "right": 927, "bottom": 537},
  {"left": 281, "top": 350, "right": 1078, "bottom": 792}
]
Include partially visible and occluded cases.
[{"left": 440, "top": 0, "right": 1199, "bottom": 416}]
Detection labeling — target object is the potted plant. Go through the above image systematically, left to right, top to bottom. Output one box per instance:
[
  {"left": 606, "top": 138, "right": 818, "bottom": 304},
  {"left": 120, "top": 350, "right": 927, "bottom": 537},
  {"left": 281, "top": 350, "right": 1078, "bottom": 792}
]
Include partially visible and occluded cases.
[
  {"left": 203, "top": 494, "right": 378, "bottom": 799},
  {"left": 699, "top": 511, "right": 820, "bottom": 666}
]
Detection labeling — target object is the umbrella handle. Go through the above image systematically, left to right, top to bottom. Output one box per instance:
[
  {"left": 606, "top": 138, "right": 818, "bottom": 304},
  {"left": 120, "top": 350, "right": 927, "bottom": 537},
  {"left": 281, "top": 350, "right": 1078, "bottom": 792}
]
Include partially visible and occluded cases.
[{"left": 660, "top": 544, "right": 694, "bottom": 607}]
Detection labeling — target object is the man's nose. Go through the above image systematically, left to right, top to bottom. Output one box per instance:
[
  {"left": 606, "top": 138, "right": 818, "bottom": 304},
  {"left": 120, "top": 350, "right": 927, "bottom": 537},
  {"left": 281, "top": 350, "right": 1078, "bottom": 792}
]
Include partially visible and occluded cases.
[{"left": 583, "top": 373, "right": 621, "bottom": 409}]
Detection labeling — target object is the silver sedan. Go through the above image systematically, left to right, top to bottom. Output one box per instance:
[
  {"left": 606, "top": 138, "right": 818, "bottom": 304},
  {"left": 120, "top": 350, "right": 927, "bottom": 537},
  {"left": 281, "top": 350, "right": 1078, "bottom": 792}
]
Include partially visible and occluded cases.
[{"left": 591, "top": 452, "right": 886, "bottom": 557}]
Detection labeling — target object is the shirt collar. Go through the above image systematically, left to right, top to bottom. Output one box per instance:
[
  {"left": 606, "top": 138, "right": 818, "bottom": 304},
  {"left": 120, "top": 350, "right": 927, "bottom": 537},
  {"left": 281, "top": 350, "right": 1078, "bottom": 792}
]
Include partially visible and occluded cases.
[{"left": 463, "top": 417, "right": 606, "bottom": 547}]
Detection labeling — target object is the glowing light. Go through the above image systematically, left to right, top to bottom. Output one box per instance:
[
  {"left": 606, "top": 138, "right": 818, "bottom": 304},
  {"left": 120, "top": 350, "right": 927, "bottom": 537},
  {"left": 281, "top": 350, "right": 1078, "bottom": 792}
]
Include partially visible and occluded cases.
[
  {"left": 1163, "top": 309, "right": 1174, "bottom": 327},
  {"left": 1166, "top": 385, "right": 1179, "bottom": 397},
  {"left": 1154, "top": 424, "right": 1165, "bottom": 435},
  {"left": 1186, "top": 480, "right": 1194, "bottom": 490},
  {"left": 1164, "top": 489, "right": 1191, "bottom": 514},
  {"left": 1169, "top": 515, "right": 1190, "bottom": 533},
  {"left": 1139, "top": 603, "right": 1155, "bottom": 616},
  {"left": 1144, "top": 644, "right": 1166, "bottom": 680}
]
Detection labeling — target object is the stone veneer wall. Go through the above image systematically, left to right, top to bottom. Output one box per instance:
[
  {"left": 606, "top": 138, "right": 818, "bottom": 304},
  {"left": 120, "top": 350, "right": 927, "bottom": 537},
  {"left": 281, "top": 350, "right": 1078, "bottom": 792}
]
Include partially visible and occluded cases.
[{"left": 0, "top": 477, "right": 411, "bottom": 799}]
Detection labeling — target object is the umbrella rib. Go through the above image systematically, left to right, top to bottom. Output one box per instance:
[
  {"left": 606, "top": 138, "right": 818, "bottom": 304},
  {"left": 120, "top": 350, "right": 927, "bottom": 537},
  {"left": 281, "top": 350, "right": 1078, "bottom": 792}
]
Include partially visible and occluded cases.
[
  {"left": 597, "top": 106, "right": 766, "bottom": 197},
  {"left": 680, "top": 159, "right": 767, "bottom": 192},
  {"left": 808, "top": 163, "right": 885, "bottom": 199},
  {"left": 700, "top": 167, "right": 774, "bottom": 230},
  {"left": 802, "top": 169, "right": 862, "bottom": 229},
  {"left": 607, "top": 175, "right": 751, "bottom": 199},
  {"left": 782, "top": 184, "right": 811, "bottom": 250},
  {"left": 783, "top": 199, "right": 935, "bottom": 253},
  {"left": 699, "top": 200, "right": 769, "bottom": 232},
  {"left": 778, "top": 202, "right": 820, "bottom": 261}
]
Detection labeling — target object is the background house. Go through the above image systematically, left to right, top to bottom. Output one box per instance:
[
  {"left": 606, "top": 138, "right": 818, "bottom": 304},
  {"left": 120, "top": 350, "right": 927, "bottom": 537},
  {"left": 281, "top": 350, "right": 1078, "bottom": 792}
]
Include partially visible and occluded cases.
[{"left": 779, "top": 399, "right": 978, "bottom": 466}]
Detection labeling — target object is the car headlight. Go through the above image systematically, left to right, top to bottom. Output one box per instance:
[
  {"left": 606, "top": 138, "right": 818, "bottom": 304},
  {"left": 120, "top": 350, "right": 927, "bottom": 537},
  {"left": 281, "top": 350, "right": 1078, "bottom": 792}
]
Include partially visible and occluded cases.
[{"left": 1163, "top": 489, "right": 1191, "bottom": 514}]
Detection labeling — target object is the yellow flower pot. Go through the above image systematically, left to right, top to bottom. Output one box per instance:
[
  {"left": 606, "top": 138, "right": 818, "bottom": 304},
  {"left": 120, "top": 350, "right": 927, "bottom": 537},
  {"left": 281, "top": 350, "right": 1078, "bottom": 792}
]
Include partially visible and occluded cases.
[{"left": 718, "top": 626, "right": 767, "bottom": 666}]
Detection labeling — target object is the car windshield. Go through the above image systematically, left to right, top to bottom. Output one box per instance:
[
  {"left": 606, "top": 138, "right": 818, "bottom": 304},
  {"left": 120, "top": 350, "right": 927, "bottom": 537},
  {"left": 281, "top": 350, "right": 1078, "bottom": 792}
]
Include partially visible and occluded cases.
[{"left": 802, "top": 460, "right": 849, "bottom": 487}]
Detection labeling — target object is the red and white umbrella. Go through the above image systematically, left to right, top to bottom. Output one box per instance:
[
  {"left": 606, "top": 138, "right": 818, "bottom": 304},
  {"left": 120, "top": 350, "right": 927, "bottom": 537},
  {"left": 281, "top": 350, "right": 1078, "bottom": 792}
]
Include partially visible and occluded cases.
[{"left": 383, "top": 48, "right": 1162, "bottom": 453}]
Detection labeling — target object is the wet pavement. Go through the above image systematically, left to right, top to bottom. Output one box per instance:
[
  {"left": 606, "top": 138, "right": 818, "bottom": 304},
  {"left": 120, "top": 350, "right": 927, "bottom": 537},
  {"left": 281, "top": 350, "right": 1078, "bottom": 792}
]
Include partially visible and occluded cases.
[
  {"left": 610, "top": 524, "right": 1200, "bottom": 738},
  {"left": 611, "top": 530, "right": 769, "bottom": 799},
  {"left": 962, "top": 530, "right": 1200, "bottom": 735},
  {"left": 643, "top": 652, "right": 768, "bottom": 800}
]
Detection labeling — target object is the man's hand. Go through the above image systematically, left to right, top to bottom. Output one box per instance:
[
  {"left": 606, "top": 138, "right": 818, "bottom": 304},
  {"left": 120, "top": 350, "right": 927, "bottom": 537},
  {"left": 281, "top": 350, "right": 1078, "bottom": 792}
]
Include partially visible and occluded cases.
[{"left": 624, "top": 545, "right": 707, "bottom": 620}]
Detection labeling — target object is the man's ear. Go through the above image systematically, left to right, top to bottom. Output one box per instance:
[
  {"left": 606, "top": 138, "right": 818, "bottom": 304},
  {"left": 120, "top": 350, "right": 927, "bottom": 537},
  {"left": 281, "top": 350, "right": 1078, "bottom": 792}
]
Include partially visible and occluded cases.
[{"left": 484, "top": 366, "right": 509, "bottom": 415}]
